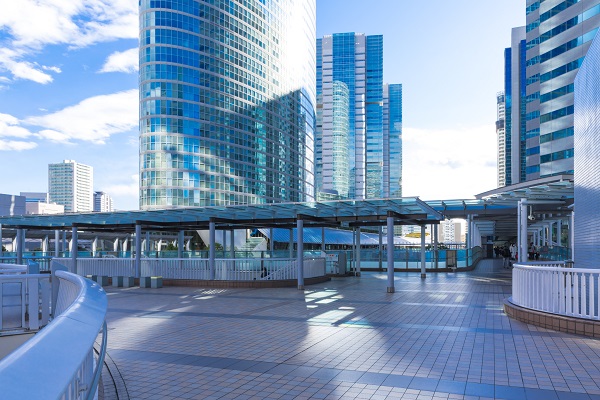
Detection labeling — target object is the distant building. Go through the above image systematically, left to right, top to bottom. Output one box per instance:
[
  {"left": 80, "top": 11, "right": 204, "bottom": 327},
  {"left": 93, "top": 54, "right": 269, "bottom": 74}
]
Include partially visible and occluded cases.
[
  {"left": 139, "top": 0, "right": 317, "bottom": 208},
  {"left": 523, "top": 0, "right": 600, "bottom": 180},
  {"left": 317, "top": 32, "right": 395, "bottom": 199},
  {"left": 383, "top": 83, "right": 403, "bottom": 198},
  {"left": 496, "top": 92, "right": 507, "bottom": 187},
  {"left": 48, "top": 160, "right": 93, "bottom": 213},
  {"left": 94, "top": 191, "right": 114, "bottom": 212},
  {"left": 20, "top": 192, "right": 49, "bottom": 203},
  {"left": 0, "top": 193, "right": 26, "bottom": 216},
  {"left": 26, "top": 202, "right": 64, "bottom": 215},
  {"left": 438, "top": 220, "right": 463, "bottom": 244}
]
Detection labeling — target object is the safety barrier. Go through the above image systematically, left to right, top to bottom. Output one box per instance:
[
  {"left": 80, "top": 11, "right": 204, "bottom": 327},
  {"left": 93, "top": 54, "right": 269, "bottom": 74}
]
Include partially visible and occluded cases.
[
  {"left": 512, "top": 263, "right": 600, "bottom": 320},
  {"left": 0, "top": 268, "right": 107, "bottom": 399}
]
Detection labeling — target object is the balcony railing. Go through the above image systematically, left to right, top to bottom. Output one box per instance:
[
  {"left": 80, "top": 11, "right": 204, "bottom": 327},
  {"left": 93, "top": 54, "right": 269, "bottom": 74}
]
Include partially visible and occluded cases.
[
  {"left": 512, "top": 263, "right": 600, "bottom": 320},
  {"left": 0, "top": 267, "right": 107, "bottom": 399}
]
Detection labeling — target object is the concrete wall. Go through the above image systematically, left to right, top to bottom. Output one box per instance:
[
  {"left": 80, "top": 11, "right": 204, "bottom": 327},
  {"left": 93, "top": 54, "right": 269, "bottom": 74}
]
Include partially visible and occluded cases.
[{"left": 574, "top": 33, "right": 600, "bottom": 268}]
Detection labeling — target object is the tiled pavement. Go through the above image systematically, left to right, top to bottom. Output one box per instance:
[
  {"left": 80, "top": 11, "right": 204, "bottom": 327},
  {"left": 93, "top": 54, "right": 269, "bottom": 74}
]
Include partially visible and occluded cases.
[{"left": 100, "top": 259, "right": 600, "bottom": 400}]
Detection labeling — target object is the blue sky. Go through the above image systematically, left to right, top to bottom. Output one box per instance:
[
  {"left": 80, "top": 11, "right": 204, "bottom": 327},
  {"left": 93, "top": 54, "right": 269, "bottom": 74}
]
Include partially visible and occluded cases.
[{"left": 0, "top": 0, "right": 524, "bottom": 211}]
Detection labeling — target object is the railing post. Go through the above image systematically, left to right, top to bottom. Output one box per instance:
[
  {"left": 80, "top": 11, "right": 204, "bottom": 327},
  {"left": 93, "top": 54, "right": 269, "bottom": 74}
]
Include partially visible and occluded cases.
[
  {"left": 387, "top": 214, "right": 395, "bottom": 293},
  {"left": 297, "top": 218, "right": 304, "bottom": 290},
  {"left": 16, "top": 229, "right": 23, "bottom": 265}
]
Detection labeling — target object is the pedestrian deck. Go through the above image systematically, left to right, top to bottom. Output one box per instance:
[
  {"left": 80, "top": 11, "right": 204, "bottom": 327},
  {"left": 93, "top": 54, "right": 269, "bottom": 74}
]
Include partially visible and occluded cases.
[{"left": 101, "top": 259, "right": 600, "bottom": 400}]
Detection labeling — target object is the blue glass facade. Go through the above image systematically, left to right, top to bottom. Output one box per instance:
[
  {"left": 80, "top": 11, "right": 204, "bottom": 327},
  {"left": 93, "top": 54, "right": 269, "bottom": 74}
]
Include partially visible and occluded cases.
[
  {"left": 139, "top": 0, "right": 316, "bottom": 209},
  {"left": 525, "top": 0, "right": 600, "bottom": 180},
  {"left": 316, "top": 32, "right": 387, "bottom": 200},
  {"left": 504, "top": 47, "right": 513, "bottom": 185},
  {"left": 384, "top": 84, "right": 402, "bottom": 198}
]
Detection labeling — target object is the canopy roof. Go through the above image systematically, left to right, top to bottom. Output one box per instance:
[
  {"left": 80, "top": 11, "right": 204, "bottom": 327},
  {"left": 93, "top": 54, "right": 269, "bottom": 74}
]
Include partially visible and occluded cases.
[{"left": 0, "top": 197, "right": 444, "bottom": 233}]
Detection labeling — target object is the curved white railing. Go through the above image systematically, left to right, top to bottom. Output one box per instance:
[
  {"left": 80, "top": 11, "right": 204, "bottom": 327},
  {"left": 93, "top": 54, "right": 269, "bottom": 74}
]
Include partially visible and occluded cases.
[
  {"left": 54, "top": 257, "right": 327, "bottom": 281},
  {"left": 0, "top": 263, "right": 27, "bottom": 274},
  {"left": 512, "top": 263, "right": 600, "bottom": 320},
  {"left": 0, "top": 270, "right": 107, "bottom": 399}
]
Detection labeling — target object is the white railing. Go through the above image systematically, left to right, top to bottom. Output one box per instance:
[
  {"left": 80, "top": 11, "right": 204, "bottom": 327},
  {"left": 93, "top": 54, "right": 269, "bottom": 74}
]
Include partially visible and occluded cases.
[
  {"left": 50, "top": 257, "right": 327, "bottom": 281},
  {"left": 0, "top": 263, "right": 27, "bottom": 275},
  {"left": 512, "top": 263, "right": 600, "bottom": 320},
  {"left": 0, "top": 269, "right": 107, "bottom": 400},
  {"left": 0, "top": 274, "right": 51, "bottom": 331}
]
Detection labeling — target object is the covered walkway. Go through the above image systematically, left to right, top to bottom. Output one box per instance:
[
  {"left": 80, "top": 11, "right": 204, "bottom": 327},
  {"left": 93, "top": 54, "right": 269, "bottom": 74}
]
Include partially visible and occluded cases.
[{"left": 100, "top": 259, "right": 600, "bottom": 400}]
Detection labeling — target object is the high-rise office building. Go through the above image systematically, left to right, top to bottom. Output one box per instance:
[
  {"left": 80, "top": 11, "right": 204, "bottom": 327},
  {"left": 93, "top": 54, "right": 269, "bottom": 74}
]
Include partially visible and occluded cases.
[
  {"left": 139, "top": 0, "right": 317, "bottom": 209},
  {"left": 524, "top": 0, "right": 600, "bottom": 180},
  {"left": 500, "top": 26, "right": 526, "bottom": 187},
  {"left": 316, "top": 32, "right": 400, "bottom": 200},
  {"left": 383, "top": 83, "right": 403, "bottom": 198},
  {"left": 496, "top": 91, "right": 507, "bottom": 187},
  {"left": 48, "top": 160, "right": 93, "bottom": 213},
  {"left": 94, "top": 191, "right": 114, "bottom": 212}
]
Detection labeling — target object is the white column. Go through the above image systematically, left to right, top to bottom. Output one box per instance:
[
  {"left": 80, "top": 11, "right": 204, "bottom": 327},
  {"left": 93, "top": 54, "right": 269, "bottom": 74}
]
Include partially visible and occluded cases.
[
  {"left": 519, "top": 199, "right": 528, "bottom": 263},
  {"left": 517, "top": 202, "right": 521, "bottom": 261},
  {"left": 570, "top": 211, "right": 575, "bottom": 261},
  {"left": 387, "top": 215, "right": 395, "bottom": 293},
  {"left": 466, "top": 215, "right": 471, "bottom": 250},
  {"left": 297, "top": 218, "right": 304, "bottom": 290},
  {"left": 209, "top": 222, "right": 215, "bottom": 280},
  {"left": 135, "top": 224, "right": 142, "bottom": 278},
  {"left": 433, "top": 224, "right": 439, "bottom": 269},
  {"left": 420, "top": 225, "right": 426, "bottom": 278},
  {"left": 378, "top": 226, "right": 383, "bottom": 271},
  {"left": 71, "top": 227, "right": 78, "bottom": 274},
  {"left": 356, "top": 227, "right": 361, "bottom": 277},
  {"left": 16, "top": 229, "right": 23, "bottom": 265},
  {"left": 289, "top": 229, "right": 294, "bottom": 258},
  {"left": 53, "top": 230, "right": 59, "bottom": 258},
  {"left": 62, "top": 231, "right": 67, "bottom": 256},
  {"left": 177, "top": 231, "right": 184, "bottom": 258},
  {"left": 42, "top": 236, "right": 48, "bottom": 254},
  {"left": 92, "top": 236, "right": 98, "bottom": 257},
  {"left": 113, "top": 238, "right": 119, "bottom": 252}
]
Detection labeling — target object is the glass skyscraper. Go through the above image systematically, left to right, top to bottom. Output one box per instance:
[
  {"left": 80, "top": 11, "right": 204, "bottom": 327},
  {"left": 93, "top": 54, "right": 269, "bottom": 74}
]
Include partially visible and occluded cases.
[
  {"left": 139, "top": 0, "right": 316, "bottom": 209},
  {"left": 524, "top": 0, "right": 600, "bottom": 180},
  {"left": 316, "top": 32, "right": 401, "bottom": 200},
  {"left": 383, "top": 83, "right": 402, "bottom": 198}
]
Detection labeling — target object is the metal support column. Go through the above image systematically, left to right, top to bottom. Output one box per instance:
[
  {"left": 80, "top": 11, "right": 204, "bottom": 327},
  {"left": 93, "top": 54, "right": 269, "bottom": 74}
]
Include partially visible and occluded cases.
[
  {"left": 519, "top": 199, "right": 528, "bottom": 263},
  {"left": 570, "top": 211, "right": 575, "bottom": 261},
  {"left": 387, "top": 215, "right": 395, "bottom": 293},
  {"left": 466, "top": 215, "right": 471, "bottom": 251},
  {"left": 297, "top": 218, "right": 304, "bottom": 290},
  {"left": 556, "top": 219, "right": 562, "bottom": 247},
  {"left": 209, "top": 221, "right": 215, "bottom": 280},
  {"left": 0, "top": 224, "right": 2, "bottom": 258},
  {"left": 135, "top": 224, "right": 142, "bottom": 278},
  {"left": 433, "top": 224, "right": 439, "bottom": 269},
  {"left": 420, "top": 225, "right": 426, "bottom": 278},
  {"left": 71, "top": 226, "right": 78, "bottom": 275},
  {"left": 378, "top": 226, "right": 383, "bottom": 271},
  {"left": 321, "top": 227, "right": 325, "bottom": 253},
  {"left": 352, "top": 227, "right": 356, "bottom": 273},
  {"left": 356, "top": 227, "right": 361, "bottom": 277},
  {"left": 270, "top": 228, "right": 274, "bottom": 253},
  {"left": 16, "top": 229, "right": 23, "bottom": 265},
  {"left": 289, "top": 229, "right": 294, "bottom": 258},
  {"left": 222, "top": 230, "right": 227, "bottom": 257},
  {"left": 230, "top": 230, "right": 235, "bottom": 258},
  {"left": 62, "top": 231, "right": 67, "bottom": 256},
  {"left": 146, "top": 231, "right": 151, "bottom": 253},
  {"left": 177, "top": 231, "right": 184, "bottom": 258},
  {"left": 92, "top": 237, "right": 97, "bottom": 257}
]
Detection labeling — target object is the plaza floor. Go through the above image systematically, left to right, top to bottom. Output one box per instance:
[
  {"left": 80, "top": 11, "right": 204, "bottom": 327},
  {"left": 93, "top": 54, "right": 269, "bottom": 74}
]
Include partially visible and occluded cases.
[{"left": 100, "top": 259, "right": 600, "bottom": 400}]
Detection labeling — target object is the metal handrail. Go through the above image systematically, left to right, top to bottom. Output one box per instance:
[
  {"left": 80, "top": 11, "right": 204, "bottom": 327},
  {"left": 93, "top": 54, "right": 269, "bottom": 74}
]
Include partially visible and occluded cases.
[{"left": 0, "top": 270, "right": 107, "bottom": 399}]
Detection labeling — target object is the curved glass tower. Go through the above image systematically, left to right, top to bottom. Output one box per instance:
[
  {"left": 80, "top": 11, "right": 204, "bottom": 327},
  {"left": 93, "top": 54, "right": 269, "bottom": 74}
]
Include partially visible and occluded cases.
[{"left": 139, "top": 0, "right": 316, "bottom": 209}]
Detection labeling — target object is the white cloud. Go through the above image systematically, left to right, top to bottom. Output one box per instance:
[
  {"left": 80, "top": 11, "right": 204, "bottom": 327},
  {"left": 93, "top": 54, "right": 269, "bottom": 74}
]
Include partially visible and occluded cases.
[
  {"left": 0, "top": 0, "right": 137, "bottom": 83},
  {"left": 100, "top": 48, "right": 138, "bottom": 73},
  {"left": 26, "top": 89, "right": 139, "bottom": 144},
  {"left": 0, "top": 113, "right": 35, "bottom": 138},
  {"left": 401, "top": 125, "right": 498, "bottom": 200},
  {"left": 0, "top": 140, "right": 37, "bottom": 151}
]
